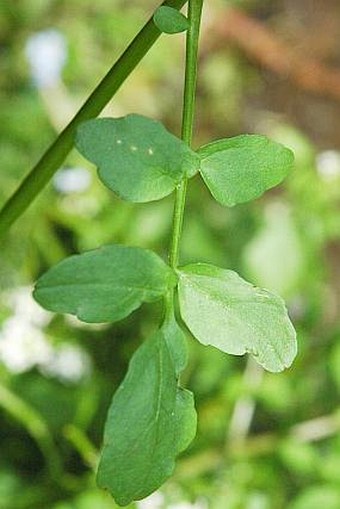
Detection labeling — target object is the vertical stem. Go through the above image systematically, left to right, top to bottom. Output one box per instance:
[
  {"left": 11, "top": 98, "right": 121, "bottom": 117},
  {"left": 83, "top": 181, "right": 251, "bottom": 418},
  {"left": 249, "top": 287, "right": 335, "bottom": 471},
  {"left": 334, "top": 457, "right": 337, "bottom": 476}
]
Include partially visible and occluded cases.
[
  {"left": 165, "top": 0, "right": 203, "bottom": 321},
  {"left": 169, "top": 0, "right": 204, "bottom": 271},
  {"left": 181, "top": 0, "right": 204, "bottom": 147}
]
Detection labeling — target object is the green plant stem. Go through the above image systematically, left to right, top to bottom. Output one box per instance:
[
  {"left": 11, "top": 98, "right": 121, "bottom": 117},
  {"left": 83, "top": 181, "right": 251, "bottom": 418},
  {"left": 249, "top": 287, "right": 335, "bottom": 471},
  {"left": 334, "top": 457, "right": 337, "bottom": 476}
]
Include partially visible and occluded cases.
[
  {"left": 0, "top": 0, "right": 187, "bottom": 238},
  {"left": 166, "top": 0, "right": 203, "bottom": 321},
  {"left": 169, "top": 0, "right": 203, "bottom": 271},
  {"left": 0, "top": 382, "right": 63, "bottom": 481},
  {"left": 63, "top": 424, "right": 99, "bottom": 471}
]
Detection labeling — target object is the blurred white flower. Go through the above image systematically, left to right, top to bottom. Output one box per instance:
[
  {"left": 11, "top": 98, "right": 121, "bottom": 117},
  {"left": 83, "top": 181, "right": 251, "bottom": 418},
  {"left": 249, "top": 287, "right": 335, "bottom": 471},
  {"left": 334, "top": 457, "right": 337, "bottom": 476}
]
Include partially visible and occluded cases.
[
  {"left": 25, "top": 29, "right": 67, "bottom": 88},
  {"left": 316, "top": 150, "right": 340, "bottom": 180},
  {"left": 53, "top": 167, "right": 92, "bottom": 194},
  {"left": 7, "top": 285, "right": 51, "bottom": 327},
  {"left": 0, "top": 287, "right": 91, "bottom": 382},
  {"left": 0, "top": 319, "right": 52, "bottom": 373},
  {"left": 40, "top": 344, "right": 91, "bottom": 383},
  {"left": 137, "top": 492, "right": 164, "bottom": 509},
  {"left": 137, "top": 492, "right": 207, "bottom": 509}
]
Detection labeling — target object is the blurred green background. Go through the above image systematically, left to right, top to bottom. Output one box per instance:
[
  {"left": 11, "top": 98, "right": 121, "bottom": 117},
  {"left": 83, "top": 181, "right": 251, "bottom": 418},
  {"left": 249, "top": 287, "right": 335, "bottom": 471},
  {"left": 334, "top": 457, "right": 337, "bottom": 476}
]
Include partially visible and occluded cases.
[{"left": 1, "top": 1, "right": 340, "bottom": 508}]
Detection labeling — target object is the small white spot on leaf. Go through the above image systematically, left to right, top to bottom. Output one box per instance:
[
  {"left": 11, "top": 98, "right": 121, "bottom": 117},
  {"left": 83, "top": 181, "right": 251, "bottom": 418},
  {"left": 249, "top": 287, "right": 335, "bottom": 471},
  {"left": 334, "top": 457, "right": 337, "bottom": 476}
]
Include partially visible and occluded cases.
[
  {"left": 130, "top": 145, "right": 138, "bottom": 151},
  {"left": 148, "top": 148, "right": 154, "bottom": 155}
]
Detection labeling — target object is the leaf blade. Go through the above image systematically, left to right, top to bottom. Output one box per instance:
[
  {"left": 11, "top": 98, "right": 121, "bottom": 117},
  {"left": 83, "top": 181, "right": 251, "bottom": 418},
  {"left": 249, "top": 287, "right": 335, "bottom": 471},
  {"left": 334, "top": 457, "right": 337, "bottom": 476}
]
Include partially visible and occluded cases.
[
  {"left": 153, "top": 6, "right": 189, "bottom": 34},
  {"left": 75, "top": 114, "right": 199, "bottom": 203},
  {"left": 198, "top": 135, "right": 294, "bottom": 206},
  {"left": 33, "top": 244, "right": 176, "bottom": 323},
  {"left": 178, "top": 263, "right": 297, "bottom": 372},
  {"left": 163, "top": 311, "right": 189, "bottom": 375},
  {"left": 97, "top": 325, "right": 196, "bottom": 506},
  {"left": 97, "top": 331, "right": 176, "bottom": 506},
  {"left": 175, "top": 387, "right": 197, "bottom": 454}
]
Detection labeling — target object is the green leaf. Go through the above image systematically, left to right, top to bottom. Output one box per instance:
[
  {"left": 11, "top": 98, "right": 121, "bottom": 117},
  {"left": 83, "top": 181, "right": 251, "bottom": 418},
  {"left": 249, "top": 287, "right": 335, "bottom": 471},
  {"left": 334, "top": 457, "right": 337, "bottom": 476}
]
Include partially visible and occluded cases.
[
  {"left": 153, "top": 6, "right": 189, "bottom": 34},
  {"left": 75, "top": 114, "right": 199, "bottom": 203},
  {"left": 198, "top": 135, "right": 294, "bottom": 206},
  {"left": 33, "top": 244, "right": 176, "bottom": 323},
  {"left": 178, "top": 263, "right": 297, "bottom": 372},
  {"left": 163, "top": 311, "right": 189, "bottom": 375},
  {"left": 162, "top": 314, "right": 196, "bottom": 452},
  {"left": 97, "top": 326, "right": 196, "bottom": 506},
  {"left": 174, "top": 387, "right": 197, "bottom": 453}
]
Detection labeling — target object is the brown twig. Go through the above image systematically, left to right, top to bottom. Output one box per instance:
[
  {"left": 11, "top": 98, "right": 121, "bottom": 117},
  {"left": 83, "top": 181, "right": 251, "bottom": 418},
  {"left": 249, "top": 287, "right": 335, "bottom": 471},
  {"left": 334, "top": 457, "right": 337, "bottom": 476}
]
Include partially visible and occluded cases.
[{"left": 207, "top": 7, "right": 340, "bottom": 101}]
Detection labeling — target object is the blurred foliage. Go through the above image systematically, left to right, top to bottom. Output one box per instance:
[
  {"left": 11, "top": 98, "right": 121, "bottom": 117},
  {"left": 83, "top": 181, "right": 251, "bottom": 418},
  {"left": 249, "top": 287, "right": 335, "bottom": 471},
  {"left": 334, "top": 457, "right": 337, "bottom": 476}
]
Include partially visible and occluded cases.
[{"left": 1, "top": 0, "right": 340, "bottom": 508}]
